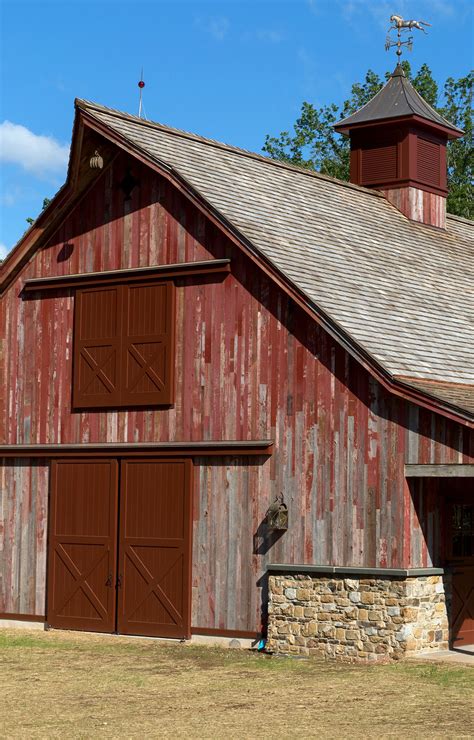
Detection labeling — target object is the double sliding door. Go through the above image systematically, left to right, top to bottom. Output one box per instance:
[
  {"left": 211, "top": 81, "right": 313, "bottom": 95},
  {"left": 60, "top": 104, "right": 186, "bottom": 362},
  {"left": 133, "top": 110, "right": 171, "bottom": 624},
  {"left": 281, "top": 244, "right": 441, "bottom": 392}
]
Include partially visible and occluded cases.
[{"left": 46, "top": 458, "right": 192, "bottom": 638}]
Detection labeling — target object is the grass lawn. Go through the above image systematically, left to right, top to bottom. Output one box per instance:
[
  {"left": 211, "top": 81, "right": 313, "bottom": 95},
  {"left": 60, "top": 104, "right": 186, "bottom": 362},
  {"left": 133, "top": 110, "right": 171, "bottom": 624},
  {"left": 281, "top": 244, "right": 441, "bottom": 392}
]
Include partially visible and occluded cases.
[{"left": 1, "top": 629, "right": 473, "bottom": 739}]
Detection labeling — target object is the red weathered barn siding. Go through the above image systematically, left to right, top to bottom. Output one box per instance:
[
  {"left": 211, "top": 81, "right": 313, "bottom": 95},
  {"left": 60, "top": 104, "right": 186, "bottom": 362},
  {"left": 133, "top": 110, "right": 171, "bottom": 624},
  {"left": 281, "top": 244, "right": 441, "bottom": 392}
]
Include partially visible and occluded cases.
[
  {"left": 1, "top": 151, "right": 473, "bottom": 630},
  {"left": 381, "top": 188, "right": 446, "bottom": 228},
  {"left": 406, "top": 478, "right": 443, "bottom": 570}
]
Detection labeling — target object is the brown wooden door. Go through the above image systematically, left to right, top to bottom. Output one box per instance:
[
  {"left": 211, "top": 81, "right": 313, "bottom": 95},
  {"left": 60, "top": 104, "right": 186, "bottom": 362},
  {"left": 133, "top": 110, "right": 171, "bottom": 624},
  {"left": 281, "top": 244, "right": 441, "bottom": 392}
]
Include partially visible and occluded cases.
[
  {"left": 73, "top": 282, "right": 175, "bottom": 411},
  {"left": 121, "top": 282, "right": 175, "bottom": 406},
  {"left": 73, "top": 287, "right": 122, "bottom": 409},
  {"left": 47, "top": 460, "right": 118, "bottom": 632},
  {"left": 117, "top": 460, "right": 192, "bottom": 638},
  {"left": 447, "top": 492, "right": 474, "bottom": 647}
]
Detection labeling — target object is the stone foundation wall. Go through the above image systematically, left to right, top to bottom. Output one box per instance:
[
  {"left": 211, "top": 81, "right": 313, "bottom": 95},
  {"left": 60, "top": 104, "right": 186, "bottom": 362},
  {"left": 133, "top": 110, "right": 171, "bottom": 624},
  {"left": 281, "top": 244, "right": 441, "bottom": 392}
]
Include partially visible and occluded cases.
[{"left": 267, "top": 569, "right": 449, "bottom": 662}]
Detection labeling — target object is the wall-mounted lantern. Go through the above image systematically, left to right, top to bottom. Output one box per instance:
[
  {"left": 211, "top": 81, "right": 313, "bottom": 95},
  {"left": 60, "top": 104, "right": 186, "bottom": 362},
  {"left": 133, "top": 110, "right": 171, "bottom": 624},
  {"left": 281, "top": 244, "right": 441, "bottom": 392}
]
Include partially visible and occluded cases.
[
  {"left": 89, "top": 150, "right": 104, "bottom": 169},
  {"left": 265, "top": 493, "right": 288, "bottom": 531}
]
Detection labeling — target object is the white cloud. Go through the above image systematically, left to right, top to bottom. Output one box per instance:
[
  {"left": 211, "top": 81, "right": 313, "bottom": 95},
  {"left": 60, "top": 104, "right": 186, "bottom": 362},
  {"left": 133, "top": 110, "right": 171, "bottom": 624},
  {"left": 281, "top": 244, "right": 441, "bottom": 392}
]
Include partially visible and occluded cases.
[
  {"left": 306, "top": 0, "right": 323, "bottom": 14},
  {"left": 340, "top": 0, "right": 405, "bottom": 30},
  {"left": 429, "top": 0, "right": 454, "bottom": 16},
  {"left": 196, "top": 16, "right": 230, "bottom": 41},
  {"left": 209, "top": 17, "right": 229, "bottom": 41},
  {"left": 241, "top": 28, "right": 284, "bottom": 44},
  {"left": 256, "top": 29, "right": 283, "bottom": 43},
  {"left": 297, "top": 47, "right": 318, "bottom": 96},
  {"left": 0, "top": 121, "right": 69, "bottom": 176},
  {"left": 1, "top": 185, "right": 24, "bottom": 207},
  {"left": 0, "top": 242, "right": 10, "bottom": 260}
]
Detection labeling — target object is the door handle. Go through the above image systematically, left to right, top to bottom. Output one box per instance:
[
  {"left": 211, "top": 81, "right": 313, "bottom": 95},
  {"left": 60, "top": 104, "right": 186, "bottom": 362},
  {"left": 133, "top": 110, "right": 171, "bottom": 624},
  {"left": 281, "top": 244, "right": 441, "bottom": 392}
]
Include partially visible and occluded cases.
[
  {"left": 105, "top": 573, "right": 113, "bottom": 587},
  {"left": 116, "top": 574, "right": 122, "bottom": 588}
]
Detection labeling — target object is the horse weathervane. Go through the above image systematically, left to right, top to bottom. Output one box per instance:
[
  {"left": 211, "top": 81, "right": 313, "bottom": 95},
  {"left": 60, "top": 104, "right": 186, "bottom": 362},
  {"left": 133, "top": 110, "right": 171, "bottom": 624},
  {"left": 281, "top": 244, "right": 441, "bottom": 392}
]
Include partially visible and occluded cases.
[{"left": 385, "top": 14, "right": 431, "bottom": 59}]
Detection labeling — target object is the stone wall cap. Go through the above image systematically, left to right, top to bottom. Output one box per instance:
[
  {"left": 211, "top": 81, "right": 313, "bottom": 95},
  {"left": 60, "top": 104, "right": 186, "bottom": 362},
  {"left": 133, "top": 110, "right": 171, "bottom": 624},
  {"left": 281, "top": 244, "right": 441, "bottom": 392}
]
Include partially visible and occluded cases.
[{"left": 266, "top": 564, "right": 445, "bottom": 577}]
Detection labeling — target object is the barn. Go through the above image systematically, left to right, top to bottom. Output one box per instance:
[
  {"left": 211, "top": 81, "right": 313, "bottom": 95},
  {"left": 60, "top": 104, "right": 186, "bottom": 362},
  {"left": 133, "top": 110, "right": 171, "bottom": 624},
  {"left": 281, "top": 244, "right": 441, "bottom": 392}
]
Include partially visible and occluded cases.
[{"left": 1, "top": 65, "right": 473, "bottom": 660}]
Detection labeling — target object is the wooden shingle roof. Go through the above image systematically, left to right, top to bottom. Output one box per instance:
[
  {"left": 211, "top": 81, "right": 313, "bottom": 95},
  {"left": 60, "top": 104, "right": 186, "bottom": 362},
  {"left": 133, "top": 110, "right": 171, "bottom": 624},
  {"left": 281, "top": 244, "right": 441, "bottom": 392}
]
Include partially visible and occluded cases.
[{"left": 38, "top": 101, "right": 474, "bottom": 419}]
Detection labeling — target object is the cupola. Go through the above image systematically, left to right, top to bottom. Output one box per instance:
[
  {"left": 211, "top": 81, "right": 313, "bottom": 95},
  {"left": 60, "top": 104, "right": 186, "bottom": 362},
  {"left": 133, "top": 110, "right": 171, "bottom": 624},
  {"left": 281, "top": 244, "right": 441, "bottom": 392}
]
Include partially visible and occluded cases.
[{"left": 334, "top": 64, "right": 463, "bottom": 228}]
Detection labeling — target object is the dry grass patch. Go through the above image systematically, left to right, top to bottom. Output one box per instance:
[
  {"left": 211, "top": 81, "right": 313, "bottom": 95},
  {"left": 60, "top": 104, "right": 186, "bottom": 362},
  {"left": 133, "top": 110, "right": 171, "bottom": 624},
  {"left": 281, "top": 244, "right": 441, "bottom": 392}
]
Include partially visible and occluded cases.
[{"left": 1, "top": 629, "right": 473, "bottom": 739}]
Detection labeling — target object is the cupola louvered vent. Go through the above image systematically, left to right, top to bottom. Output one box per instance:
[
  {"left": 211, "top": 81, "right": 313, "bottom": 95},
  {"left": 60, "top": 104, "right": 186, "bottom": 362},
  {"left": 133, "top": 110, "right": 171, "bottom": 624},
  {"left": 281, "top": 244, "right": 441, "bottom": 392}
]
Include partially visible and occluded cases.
[
  {"left": 335, "top": 63, "right": 461, "bottom": 228},
  {"left": 417, "top": 138, "right": 441, "bottom": 186},
  {"left": 361, "top": 144, "right": 397, "bottom": 183}
]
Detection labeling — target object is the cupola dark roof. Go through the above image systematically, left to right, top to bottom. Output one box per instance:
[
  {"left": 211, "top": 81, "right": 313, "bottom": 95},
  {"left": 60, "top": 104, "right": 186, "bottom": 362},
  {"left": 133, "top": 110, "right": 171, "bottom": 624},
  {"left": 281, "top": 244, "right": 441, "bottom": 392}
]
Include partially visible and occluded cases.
[{"left": 334, "top": 64, "right": 463, "bottom": 138}]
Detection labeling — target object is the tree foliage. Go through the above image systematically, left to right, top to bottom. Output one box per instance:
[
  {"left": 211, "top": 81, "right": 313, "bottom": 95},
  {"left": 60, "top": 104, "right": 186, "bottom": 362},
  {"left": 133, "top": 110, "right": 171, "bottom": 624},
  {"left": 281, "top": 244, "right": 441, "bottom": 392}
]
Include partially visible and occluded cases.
[
  {"left": 263, "top": 63, "right": 473, "bottom": 219},
  {"left": 26, "top": 197, "right": 52, "bottom": 226}
]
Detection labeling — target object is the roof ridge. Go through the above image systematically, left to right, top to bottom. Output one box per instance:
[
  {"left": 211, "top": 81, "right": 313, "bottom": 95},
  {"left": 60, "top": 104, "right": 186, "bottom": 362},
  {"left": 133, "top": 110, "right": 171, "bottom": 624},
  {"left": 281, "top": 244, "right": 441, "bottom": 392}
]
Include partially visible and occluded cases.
[
  {"left": 400, "top": 75, "right": 417, "bottom": 116},
  {"left": 400, "top": 76, "right": 462, "bottom": 133},
  {"left": 333, "top": 83, "right": 389, "bottom": 128},
  {"left": 75, "top": 98, "right": 384, "bottom": 199},
  {"left": 446, "top": 212, "right": 474, "bottom": 226}
]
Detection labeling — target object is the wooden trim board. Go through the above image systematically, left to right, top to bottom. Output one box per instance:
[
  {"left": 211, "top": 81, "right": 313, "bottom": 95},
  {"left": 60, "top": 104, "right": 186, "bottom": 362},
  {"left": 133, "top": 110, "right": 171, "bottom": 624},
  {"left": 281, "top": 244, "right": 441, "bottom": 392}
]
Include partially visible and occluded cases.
[
  {"left": 22, "top": 259, "right": 231, "bottom": 292},
  {"left": 0, "top": 441, "right": 273, "bottom": 459},
  {"left": 405, "top": 464, "right": 474, "bottom": 478},
  {"left": 0, "top": 612, "right": 46, "bottom": 622},
  {"left": 191, "top": 627, "right": 260, "bottom": 640}
]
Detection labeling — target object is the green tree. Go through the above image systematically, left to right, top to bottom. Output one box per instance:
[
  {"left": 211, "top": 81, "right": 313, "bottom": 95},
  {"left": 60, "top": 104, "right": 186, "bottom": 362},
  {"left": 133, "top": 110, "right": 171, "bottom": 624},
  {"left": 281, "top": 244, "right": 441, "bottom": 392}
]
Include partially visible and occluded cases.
[
  {"left": 263, "top": 63, "right": 473, "bottom": 219},
  {"left": 441, "top": 73, "right": 473, "bottom": 218}
]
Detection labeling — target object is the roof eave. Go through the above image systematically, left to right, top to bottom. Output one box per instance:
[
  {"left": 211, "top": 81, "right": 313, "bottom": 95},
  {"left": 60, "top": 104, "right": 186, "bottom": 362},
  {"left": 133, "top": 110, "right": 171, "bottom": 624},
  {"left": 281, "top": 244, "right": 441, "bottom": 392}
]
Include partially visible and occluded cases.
[
  {"left": 334, "top": 113, "right": 463, "bottom": 139},
  {"left": 0, "top": 183, "right": 72, "bottom": 291},
  {"left": 392, "top": 379, "right": 473, "bottom": 427}
]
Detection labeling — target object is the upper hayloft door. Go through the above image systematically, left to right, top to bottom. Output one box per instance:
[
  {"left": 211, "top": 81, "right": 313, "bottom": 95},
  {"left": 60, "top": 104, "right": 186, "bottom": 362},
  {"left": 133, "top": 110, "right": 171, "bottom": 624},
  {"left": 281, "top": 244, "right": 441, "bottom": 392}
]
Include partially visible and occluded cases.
[
  {"left": 73, "top": 282, "right": 175, "bottom": 410},
  {"left": 73, "top": 287, "right": 122, "bottom": 409},
  {"left": 47, "top": 460, "right": 119, "bottom": 632},
  {"left": 116, "top": 460, "right": 192, "bottom": 639}
]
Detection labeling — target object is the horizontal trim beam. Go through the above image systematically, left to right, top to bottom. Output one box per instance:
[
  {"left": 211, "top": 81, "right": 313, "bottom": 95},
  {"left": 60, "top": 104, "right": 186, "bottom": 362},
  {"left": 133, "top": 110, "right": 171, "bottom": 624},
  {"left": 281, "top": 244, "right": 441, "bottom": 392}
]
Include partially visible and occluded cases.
[
  {"left": 22, "top": 258, "right": 231, "bottom": 292},
  {"left": 0, "top": 441, "right": 273, "bottom": 459},
  {"left": 405, "top": 464, "right": 474, "bottom": 478},
  {"left": 267, "top": 564, "right": 445, "bottom": 578},
  {"left": 0, "top": 612, "right": 46, "bottom": 622},
  {"left": 191, "top": 627, "right": 259, "bottom": 639}
]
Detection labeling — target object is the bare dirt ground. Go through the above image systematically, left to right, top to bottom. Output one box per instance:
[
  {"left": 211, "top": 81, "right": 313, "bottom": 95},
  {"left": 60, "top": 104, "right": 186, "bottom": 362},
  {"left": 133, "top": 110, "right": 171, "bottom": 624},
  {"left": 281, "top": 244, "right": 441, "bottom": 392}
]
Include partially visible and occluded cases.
[{"left": 1, "top": 628, "right": 473, "bottom": 739}]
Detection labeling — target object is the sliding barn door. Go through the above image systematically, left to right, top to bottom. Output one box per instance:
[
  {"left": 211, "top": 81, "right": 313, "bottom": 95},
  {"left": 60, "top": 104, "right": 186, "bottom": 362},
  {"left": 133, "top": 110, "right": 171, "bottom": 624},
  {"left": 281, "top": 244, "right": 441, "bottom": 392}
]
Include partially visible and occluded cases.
[
  {"left": 47, "top": 460, "right": 118, "bottom": 632},
  {"left": 117, "top": 460, "right": 192, "bottom": 638}
]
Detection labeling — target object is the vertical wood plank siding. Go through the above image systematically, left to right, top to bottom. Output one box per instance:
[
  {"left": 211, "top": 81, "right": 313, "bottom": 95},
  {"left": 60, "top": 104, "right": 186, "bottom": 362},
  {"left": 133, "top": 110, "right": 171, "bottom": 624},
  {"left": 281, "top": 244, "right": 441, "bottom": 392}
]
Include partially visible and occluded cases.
[
  {"left": 1, "top": 153, "right": 473, "bottom": 630},
  {"left": 381, "top": 187, "right": 446, "bottom": 229},
  {"left": 0, "top": 460, "right": 48, "bottom": 615}
]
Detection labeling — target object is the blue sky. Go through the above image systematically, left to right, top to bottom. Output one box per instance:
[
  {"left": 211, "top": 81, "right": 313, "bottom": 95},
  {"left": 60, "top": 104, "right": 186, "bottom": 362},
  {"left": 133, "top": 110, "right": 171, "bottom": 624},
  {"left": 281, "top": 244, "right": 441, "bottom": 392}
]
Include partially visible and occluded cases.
[{"left": 1, "top": 0, "right": 472, "bottom": 257}]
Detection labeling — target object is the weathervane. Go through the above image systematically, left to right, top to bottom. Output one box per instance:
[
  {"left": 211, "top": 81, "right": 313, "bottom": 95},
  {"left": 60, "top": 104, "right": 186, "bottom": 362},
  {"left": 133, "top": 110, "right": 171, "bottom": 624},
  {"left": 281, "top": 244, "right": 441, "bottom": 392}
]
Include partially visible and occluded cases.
[{"left": 385, "top": 14, "right": 431, "bottom": 59}]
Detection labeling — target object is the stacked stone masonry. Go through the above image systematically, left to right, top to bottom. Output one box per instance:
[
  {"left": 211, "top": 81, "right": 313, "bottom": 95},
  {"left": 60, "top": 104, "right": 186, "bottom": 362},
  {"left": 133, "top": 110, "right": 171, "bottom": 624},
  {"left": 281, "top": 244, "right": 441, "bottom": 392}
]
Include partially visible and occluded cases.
[{"left": 267, "top": 573, "right": 450, "bottom": 662}]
